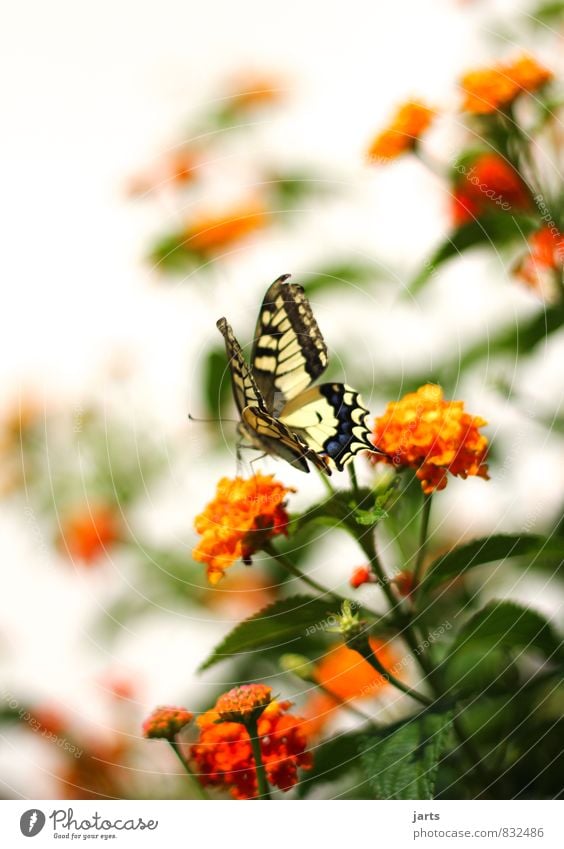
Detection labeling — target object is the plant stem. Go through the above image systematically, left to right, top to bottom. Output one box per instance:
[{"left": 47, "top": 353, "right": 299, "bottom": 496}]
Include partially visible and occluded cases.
[
  {"left": 348, "top": 462, "right": 360, "bottom": 496},
  {"left": 316, "top": 466, "right": 336, "bottom": 496},
  {"left": 413, "top": 493, "right": 432, "bottom": 596},
  {"left": 356, "top": 522, "right": 491, "bottom": 785},
  {"left": 264, "top": 542, "right": 343, "bottom": 603},
  {"left": 354, "top": 640, "right": 433, "bottom": 707},
  {"left": 316, "top": 681, "right": 382, "bottom": 726},
  {"left": 247, "top": 717, "right": 271, "bottom": 799},
  {"left": 168, "top": 740, "right": 209, "bottom": 800}
]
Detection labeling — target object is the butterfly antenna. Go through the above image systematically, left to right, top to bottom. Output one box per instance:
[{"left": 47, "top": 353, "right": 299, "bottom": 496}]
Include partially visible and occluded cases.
[{"left": 188, "top": 413, "right": 238, "bottom": 424}]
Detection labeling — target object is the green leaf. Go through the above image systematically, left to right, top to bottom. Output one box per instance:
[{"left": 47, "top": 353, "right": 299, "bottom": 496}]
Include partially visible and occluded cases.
[
  {"left": 409, "top": 213, "right": 538, "bottom": 295},
  {"left": 302, "top": 261, "right": 383, "bottom": 296},
  {"left": 202, "top": 345, "right": 231, "bottom": 420},
  {"left": 294, "top": 486, "right": 391, "bottom": 534},
  {"left": 421, "top": 533, "right": 564, "bottom": 596},
  {"left": 198, "top": 595, "right": 340, "bottom": 671},
  {"left": 448, "top": 600, "right": 563, "bottom": 663},
  {"left": 359, "top": 712, "right": 452, "bottom": 800},
  {"left": 297, "top": 729, "right": 367, "bottom": 798}
]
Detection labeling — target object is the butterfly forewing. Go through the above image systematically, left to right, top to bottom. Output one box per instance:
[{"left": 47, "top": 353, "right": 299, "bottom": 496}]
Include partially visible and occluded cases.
[
  {"left": 251, "top": 275, "right": 328, "bottom": 415},
  {"left": 217, "top": 317, "right": 266, "bottom": 415}
]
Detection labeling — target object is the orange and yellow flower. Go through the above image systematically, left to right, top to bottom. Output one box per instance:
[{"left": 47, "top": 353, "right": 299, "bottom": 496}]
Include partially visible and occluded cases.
[
  {"left": 461, "top": 54, "right": 552, "bottom": 114},
  {"left": 367, "top": 100, "right": 436, "bottom": 162},
  {"left": 371, "top": 384, "right": 489, "bottom": 494},
  {"left": 193, "top": 474, "right": 295, "bottom": 584},
  {"left": 59, "top": 503, "right": 120, "bottom": 564},
  {"left": 215, "top": 684, "right": 272, "bottom": 723},
  {"left": 191, "top": 695, "right": 312, "bottom": 799},
  {"left": 142, "top": 706, "right": 194, "bottom": 740}
]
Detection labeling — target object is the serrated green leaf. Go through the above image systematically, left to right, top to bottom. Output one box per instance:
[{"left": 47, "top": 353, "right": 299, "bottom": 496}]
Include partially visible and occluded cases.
[
  {"left": 421, "top": 534, "right": 564, "bottom": 596},
  {"left": 198, "top": 595, "right": 340, "bottom": 672},
  {"left": 449, "top": 600, "right": 563, "bottom": 663},
  {"left": 359, "top": 712, "right": 452, "bottom": 799}
]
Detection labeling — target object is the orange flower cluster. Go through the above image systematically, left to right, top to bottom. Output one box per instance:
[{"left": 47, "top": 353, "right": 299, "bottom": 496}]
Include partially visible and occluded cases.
[
  {"left": 461, "top": 54, "right": 552, "bottom": 114},
  {"left": 367, "top": 100, "right": 436, "bottom": 162},
  {"left": 451, "top": 153, "right": 531, "bottom": 226},
  {"left": 185, "top": 201, "right": 267, "bottom": 255},
  {"left": 514, "top": 226, "right": 564, "bottom": 296},
  {"left": 371, "top": 384, "right": 489, "bottom": 494},
  {"left": 193, "top": 474, "right": 295, "bottom": 584},
  {"left": 59, "top": 503, "right": 120, "bottom": 564},
  {"left": 215, "top": 684, "right": 272, "bottom": 723},
  {"left": 191, "top": 696, "right": 312, "bottom": 799},
  {"left": 142, "top": 706, "right": 193, "bottom": 740}
]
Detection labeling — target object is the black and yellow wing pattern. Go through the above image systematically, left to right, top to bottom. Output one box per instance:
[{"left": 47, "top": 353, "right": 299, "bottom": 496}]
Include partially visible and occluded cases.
[{"left": 217, "top": 274, "right": 379, "bottom": 474}]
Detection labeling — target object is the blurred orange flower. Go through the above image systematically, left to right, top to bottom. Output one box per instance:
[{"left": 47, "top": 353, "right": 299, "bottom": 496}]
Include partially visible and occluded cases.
[
  {"left": 461, "top": 54, "right": 552, "bottom": 114},
  {"left": 228, "top": 73, "right": 286, "bottom": 109},
  {"left": 367, "top": 100, "right": 436, "bottom": 162},
  {"left": 128, "top": 148, "right": 201, "bottom": 196},
  {"left": 450, "top": 152, "right": 531, "bottom": 226},
  {"left": 185, "top": 201, "right": 267, "bottom": 255},
  {"left": 514, "top": 226, "right": 564, "bottom": 297},
  {"left": 371, "top": 384, "right": 489, "bottom": 494},
  {"left": 193, "top": 474, "right": 295, "bottom": 584},
  {"left": 59, "top": 503, "right": 120, "bottom": 564},
  {"left": 393, "top": 570, "right": 415, "bottom": 598},
  {"left": 303, "top": 638, "right": 396, "bottom": 735},
  {"left": 191, "top": 698, "right": 312, "bottom": 799},
  {"left": 142, "top": 706, "right": 193, "bottom": 740}
]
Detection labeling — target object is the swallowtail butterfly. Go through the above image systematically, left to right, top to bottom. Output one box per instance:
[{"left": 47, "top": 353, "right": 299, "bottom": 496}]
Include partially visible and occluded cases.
[{"left": 217, "top": 274, "right": 382, "bottom": 475}]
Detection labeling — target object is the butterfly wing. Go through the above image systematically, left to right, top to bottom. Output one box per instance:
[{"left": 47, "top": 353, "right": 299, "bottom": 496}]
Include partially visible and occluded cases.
[
  {"left": 251, "top": 274, "right": 328, "bottom": 415},
  {"left": 217, "top": 317, "right": 266, "bottom": 415},
  {"left": 217, "top": 317, "right": 328, "bottom": 474},
  {"left": 278, "top": 383, "right": 378, "bottom": 471},
  {"left": 241, "top": 406, "right": 330, "bottom": 474}
]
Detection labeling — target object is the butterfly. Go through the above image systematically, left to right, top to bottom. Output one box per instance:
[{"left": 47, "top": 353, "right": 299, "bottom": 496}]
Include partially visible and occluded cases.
[{"left": 217, "top": 274, "right": 383, "bottom": 475}]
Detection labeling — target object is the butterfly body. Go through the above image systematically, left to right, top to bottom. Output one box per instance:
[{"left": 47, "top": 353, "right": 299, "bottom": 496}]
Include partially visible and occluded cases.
[{"left": 217, "top": 275, "right": 380, "bottom": 474}]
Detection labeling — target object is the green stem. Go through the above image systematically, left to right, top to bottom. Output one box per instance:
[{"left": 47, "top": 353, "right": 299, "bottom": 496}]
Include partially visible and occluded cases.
[
  {"left": 348, "top": 462, "right": 360, "bottom": 496},
  {"left": 316, "top": 466, "right": 336, "bottom": 496},
  {"left": 413, "top": 493, "right": 432, "bottom": 596},
  {"left": 356, "top": 523, "right": 491, "bottom": 785},
  {"left": 264, "top": 542, "right": 343, "bottom": 603},
  {"left": 354, "top": 639, "right": 433, "bottom": 707},
  {"left": 316, "top": 681, "right": 382, "bottom": 726},
  {"left": 247, "top": 717, "right": 271, "bottom": 799},
  {"left": 168, "top": 740, "right": 209, "bottom": 800}
]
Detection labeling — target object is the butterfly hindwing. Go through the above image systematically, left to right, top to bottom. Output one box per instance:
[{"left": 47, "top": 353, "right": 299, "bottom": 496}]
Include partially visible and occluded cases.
[
  {"left": 251, "top": 275, "right": 328, "bottom": 415},
  {"left": 279, "top": 383, "right": 374, "bottom": 471},
  {"left": 241, "top": 406, "right": 329, "bottom": 474}
]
